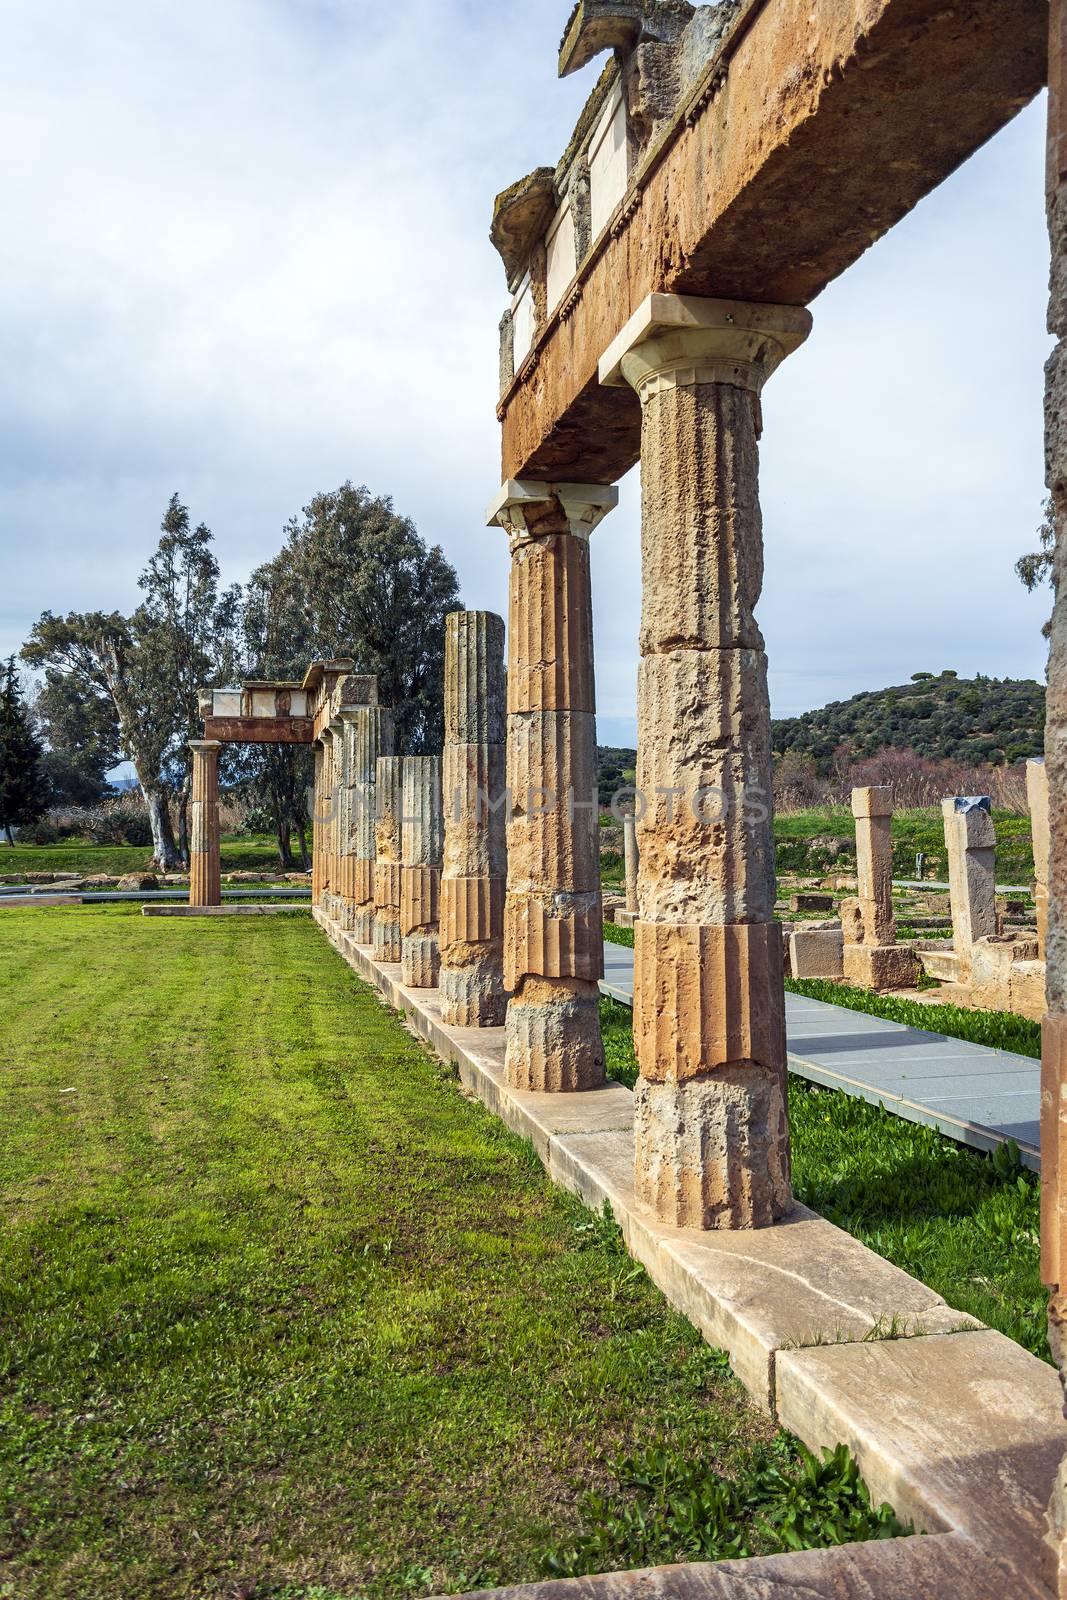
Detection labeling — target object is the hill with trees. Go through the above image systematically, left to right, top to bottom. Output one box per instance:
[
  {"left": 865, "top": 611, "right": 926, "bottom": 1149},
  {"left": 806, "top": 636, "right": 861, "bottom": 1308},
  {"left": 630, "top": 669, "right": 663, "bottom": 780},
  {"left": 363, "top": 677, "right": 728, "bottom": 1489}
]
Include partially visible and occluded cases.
[{"left": 771, "top": 671, "right": 1044, "bottom": 769}]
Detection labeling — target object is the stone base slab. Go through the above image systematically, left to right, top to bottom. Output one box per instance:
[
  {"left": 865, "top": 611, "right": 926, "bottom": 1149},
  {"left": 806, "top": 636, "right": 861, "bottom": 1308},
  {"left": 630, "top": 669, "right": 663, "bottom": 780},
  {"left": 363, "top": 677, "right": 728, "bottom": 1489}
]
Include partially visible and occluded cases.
[
  {"left": 142, "top": 905, "right": 310, "bottom": 917},
  {"left": 313, "top": 906, "right": 1062, "bottom": 1588},
  {"left": 789, "top": 926, "right": 844, "bottom": 979},
  {"left": 843, "top": 942, "right": 921, "bottom": 992},
  {"left": 431, "top": 1533, "right": 1016, "bottom": 1600}
]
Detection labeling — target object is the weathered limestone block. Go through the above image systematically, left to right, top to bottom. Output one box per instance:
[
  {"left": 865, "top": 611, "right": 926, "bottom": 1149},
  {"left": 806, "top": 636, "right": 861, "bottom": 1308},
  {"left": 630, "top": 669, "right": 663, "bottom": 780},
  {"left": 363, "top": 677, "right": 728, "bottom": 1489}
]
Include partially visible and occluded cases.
[
  {"left": 602, "top": 294, "right": 810, "bottom": 1227},
  {"left": 488, "top": 483, "right": 616, "bottom": 1090},
  {"left": 439, "top": 610, "right": 508, "bottom": 1027},
  {"left": 507, "top": 710, "right": 600, "bottom": 890},
  {"left": 189, "top": 740, "right": 221, "bottom": 908},
  {"left": 373, "top": 756, "right": 403, "bottom": 963},
  {"left": 401, "top": 756, "right": 443, "bottom": 988},
  {"left": 1030, "top": 756, "right": 1051, "bottom": 960},
  {"left": 942, "top": 796, "right": 997, "bottom": 978},
  {"left": 634, "top": 920, "right": 786, "bottom": 1084},
  {"left": 789, "top": 926, "right": 844, "bottom": 980},
  {"left": 842, "top": 942, "right": 920, "bottom": 992},
  {"left": 633, "top": 1066, "right": 791, "bottom": 1231}
]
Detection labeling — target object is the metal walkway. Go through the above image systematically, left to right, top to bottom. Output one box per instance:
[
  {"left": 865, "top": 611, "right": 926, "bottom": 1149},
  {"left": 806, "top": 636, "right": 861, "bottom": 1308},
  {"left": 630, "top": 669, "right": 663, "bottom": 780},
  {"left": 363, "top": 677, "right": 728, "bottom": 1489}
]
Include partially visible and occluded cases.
[{"left": 600, "top": 940, "right": 1041, "bottom": 1171}]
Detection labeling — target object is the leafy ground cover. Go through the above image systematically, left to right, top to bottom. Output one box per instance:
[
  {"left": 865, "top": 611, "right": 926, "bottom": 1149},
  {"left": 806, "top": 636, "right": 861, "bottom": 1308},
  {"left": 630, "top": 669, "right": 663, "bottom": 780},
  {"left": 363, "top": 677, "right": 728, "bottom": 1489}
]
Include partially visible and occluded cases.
[
  {"left": 0, "top": 835, "right": 287, "bottom": 877},
  {"left": 0, "top": 907, "right": 898, "bottom": 1600},
  {"left": 601, "top": 928, "right": 1045, "bottom": 1358}
]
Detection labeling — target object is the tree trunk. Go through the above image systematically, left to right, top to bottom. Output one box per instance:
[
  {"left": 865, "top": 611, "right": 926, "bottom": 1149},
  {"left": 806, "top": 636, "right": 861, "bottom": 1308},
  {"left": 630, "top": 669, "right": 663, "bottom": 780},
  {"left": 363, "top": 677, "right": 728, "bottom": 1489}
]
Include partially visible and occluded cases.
[
  {"left": 176, "top": 780, "right": 191, "bottom": 867},
  {"left": 144, "top": 786, "right": 181, "bottom": 869},
  {"left": 275, "top": 816, "right": 294, "bottom": 869},
  {"left": 296, "top": 819, "right": 310, "bottom": 871},
  {"left": 3, "top": 824, "right": 13, "bottom": 846}
]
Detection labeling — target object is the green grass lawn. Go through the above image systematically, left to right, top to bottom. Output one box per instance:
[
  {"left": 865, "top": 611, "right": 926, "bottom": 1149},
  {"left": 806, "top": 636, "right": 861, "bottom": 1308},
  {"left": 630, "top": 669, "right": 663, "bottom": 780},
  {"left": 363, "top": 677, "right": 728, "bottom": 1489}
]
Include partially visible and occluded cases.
[
  {"left": 0, "top": 835, "right": 291, "bottom": 878},
  {"left": 0, "top": 907, "right": 900, "bottom": 1600},
  {"left": 601, "top": 929, "right": 1045, "bottom": 1359}
]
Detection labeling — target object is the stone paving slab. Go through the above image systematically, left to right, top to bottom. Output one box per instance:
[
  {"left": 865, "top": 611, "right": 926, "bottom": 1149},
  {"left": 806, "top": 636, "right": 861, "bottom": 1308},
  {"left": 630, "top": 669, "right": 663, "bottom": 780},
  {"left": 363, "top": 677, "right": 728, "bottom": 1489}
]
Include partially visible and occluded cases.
[
  {"left": 141, "top": 904, "right": 308, "bottom": 917},
  {"left": 315, "top": 910, "right": 1060, "bottom": 1593},
  {"left": 599, "top": 944, "right": 1041, "bottom": 1169},
  {"left": 777, "top": 1332, "right": 1066, "bottom": 1592},
  {"left": 433, "top": 1532, "right": 1015, "bottom": 1600}
]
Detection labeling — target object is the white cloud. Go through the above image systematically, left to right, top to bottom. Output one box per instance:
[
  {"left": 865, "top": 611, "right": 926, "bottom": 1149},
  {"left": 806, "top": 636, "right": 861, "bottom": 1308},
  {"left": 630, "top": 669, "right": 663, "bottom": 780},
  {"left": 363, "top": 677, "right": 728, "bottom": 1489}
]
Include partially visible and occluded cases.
[{"left": 0, "top": 1, "right": 1053, "bottom": 748}]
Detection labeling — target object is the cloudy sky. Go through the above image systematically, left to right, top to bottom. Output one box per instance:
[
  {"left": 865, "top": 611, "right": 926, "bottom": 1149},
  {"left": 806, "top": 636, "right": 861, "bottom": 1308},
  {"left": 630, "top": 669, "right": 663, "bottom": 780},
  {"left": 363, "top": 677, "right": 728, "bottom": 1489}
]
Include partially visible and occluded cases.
[{"left": 0, "top": 0, "right": 1054, "bottom": 747}]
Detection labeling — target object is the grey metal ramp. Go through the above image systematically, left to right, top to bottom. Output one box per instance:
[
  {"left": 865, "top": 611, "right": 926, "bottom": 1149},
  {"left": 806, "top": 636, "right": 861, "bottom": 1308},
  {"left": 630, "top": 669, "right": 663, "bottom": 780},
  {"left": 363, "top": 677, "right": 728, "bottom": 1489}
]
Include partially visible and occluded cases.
[{"left": 599, "top": 939, "right": 1041, "bottom": 1171}]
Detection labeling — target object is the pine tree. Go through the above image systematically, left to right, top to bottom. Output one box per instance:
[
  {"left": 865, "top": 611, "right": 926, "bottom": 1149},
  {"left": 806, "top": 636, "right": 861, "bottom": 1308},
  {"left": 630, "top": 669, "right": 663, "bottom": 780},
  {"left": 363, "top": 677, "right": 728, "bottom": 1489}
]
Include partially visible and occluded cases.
[{"left": 0, "top": 658, "right": 47, "bottom": 844}]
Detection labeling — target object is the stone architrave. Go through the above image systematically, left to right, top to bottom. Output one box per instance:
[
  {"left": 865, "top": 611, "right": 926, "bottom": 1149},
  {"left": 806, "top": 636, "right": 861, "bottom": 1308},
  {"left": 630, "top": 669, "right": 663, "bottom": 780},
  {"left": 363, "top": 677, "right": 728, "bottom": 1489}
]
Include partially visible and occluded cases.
[
  {"left": 1044, "top": 6, "right": 1067, "bottom": 1586},
  {"left": 600, "top": 293, "right": 811, "bottom": 1229},
  {"left": 487, "top": 479, "right": 617, "bottom": 1091},
  {"left": 439, "top": 610, "right": 508, "bottom": 1026},
  {"left": 342, "top": 703, "right": 394, "bottom": 944},
  {"left": 188, "top": 740, "right": 222, "bottom": 907},
  {"left": 374, "top": 756, "right": 404, "bottom": 963},
  {"left": 401, "top": 756, "right": 443, "bottom": 988},
  {"left": 1030, "top": 756, "right": 1051, "bottom": 960},
  {"left": 842, "top": 786, "right": 917, "bottom": 991},
  {"left": 942, "top": 796, "right": 997, "bottom": 980},
  {"left": 623, "top": 813, "right": 639, "bottom": 915}
]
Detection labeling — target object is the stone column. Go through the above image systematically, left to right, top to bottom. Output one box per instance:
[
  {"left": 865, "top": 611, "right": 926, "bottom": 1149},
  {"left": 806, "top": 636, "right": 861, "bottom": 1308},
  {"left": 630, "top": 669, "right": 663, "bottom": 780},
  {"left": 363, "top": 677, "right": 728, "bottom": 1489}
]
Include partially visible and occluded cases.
[
  {"left": 1044, "top": 4, "right": 1067, "bottom": 1584},
  {"left": 600, "top": 293, "right": 811, "bottom": 1230},
  {"left": 487, "top": 480, "right": 617, "bottom": 1091},
  {"left": 439, "top": 610, "right": 508, "bottom": 1026},
  {"left": 341, "top": 703, "right": 394, "bottom": 943},
  {"left": 326, "top": 716, "right": 346, "bottom": 922},
  {"left": 188, "top": 740, "right": 222, "bottom": 907},
  {"left": 312, "top": 741, "right": 325, "bottom": 908},
  {"left": 374, "top": 755, "right": 403, "bottom": 963},
  {"left": 401, "top": 756, "right": 443, "bottom": 987},
  {"left": 1029, "top": 757, "right": 1051, "bottom": 960},
  {"left": 841, "top": 787, "right": 916, "bottom": 991},
  {"left": 942, "top": 796, "right": 996, "bottom": 979},
  {"left": 623, "top": 813, "right": 639, "bottom": 915}
]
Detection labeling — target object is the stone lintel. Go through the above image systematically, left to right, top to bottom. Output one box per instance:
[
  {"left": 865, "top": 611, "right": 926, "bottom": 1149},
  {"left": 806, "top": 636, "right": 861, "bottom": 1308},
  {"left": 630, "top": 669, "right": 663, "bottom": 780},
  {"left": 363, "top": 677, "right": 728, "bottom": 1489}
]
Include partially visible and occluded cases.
[
  {"left": 599, "top": 293, "right": 812, "bottom": 399},
  {"left": 487, "top": 479, "right": 618, "bottom": 540},
  {"left": 204, "top": 716, "right": 314, "bottom": 745}
]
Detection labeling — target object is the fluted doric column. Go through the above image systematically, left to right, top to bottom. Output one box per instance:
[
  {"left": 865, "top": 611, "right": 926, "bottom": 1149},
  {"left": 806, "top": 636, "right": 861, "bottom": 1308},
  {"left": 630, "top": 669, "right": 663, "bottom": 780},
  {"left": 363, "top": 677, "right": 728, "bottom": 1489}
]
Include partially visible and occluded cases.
[
  {"left": 1043, "top": 4, "right": 1067, "bottom": 1585},
  {"left": 601, "top": 292, "right": 810, "bottom": 1229},
  {"left": 488, "top": 479, "right": 617, "bottom": 1091},
  {"left": 439, "top": 610, "right": 508, "bottom": 1025},
  {"left": 340, "top": 702, "right": 394, "bottom": 943},
  {"left": 327, "top": 715, "right": 346, "bottom": 922},
  {"left": 188, "top": 740, "right": 222, "bottom": 907},
  {"left": 312, "top": 741, "right": 325, "bottom": 907},
  {"left": 374, "top": 755, "right": 404, "bottom": 963},
  {"left": 401, "top": 756, "right": 443, "bottom": 987}
]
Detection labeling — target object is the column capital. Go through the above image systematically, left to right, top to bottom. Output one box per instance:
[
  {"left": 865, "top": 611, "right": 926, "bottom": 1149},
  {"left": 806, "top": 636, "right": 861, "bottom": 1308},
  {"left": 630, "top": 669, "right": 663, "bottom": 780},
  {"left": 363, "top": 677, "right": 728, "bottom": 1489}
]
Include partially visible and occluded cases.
[
  {"left": 599, "top": 293, "right": 812, "bottom": 404},
  {"left": 486, "top": 479, "right": 618, "bottom": 541},
  {"left": 188, "top": 739, "right": 222, "bottom": 754}
]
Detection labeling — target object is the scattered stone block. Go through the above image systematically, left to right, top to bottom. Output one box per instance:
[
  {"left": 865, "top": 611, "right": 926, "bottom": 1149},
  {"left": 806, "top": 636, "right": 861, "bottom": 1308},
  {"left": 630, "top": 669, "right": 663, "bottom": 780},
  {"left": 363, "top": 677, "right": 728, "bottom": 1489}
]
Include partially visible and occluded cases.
[
  {"left": 117, "top": 873, "right": 159, "bottom": 891},
  {"left": 790, "top": 892, "right": 834, "bottom": 912},
  {"left": 788, "top": 927, "right": 844, "bottom": 979},
  {"left": 843, "top": 942, "right": 921, "bottom": 992}
]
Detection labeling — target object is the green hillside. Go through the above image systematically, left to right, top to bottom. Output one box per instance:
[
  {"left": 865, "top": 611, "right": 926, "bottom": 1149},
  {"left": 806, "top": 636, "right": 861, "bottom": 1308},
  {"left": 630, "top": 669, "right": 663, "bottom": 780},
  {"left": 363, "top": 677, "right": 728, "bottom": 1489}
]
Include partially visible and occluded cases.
[{"left": 771, "top": 671, "right": 1044, "bottom": 768}]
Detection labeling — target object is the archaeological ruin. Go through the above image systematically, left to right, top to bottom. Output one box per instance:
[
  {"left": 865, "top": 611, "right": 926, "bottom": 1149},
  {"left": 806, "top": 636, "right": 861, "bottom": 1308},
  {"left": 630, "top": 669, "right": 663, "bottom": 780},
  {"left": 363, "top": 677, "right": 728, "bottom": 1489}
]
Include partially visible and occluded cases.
[{"left": 180, "top": 0, "right": 1067, "bottom": 1592}]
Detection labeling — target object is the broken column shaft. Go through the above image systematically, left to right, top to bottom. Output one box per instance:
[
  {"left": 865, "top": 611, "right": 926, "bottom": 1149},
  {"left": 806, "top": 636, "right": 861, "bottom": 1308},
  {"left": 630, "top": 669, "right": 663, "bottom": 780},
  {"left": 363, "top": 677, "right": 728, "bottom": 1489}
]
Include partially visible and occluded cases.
[
  {"left": 600, "top": 293, "right": 811, "bottom": 1229},
  {"left": 488, "top": 480, "right": 616, "bottom": 1091},
  {"left": 439, "top": 610, "right": 508, "bottom": 1026},
  {"left": 341, "top": 702, "right": 394, "bottom": 943},
  {"left": 188, "top": 740, "right": 222, "bottom": 907},
  {"left": 374, "top": 755, "right": 404, "bottom": 963},
  {"left": 401, "top": 756, "right": 443, "bottom": 987},
  {"left": 1029, "top": 756, "right": 1051, "bottom": 961},
  {"left": 842, "top": 787, "right": 916, "bottom": 991},
  {"left": 942, "top": 796, "right": 996, "bottom": 979}
]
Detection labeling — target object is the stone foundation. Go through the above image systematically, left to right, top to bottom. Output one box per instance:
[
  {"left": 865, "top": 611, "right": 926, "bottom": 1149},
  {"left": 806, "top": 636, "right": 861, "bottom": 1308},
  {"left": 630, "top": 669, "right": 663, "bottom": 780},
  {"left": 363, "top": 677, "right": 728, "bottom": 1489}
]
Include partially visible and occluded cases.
[
  {"left": 844, "top": 942, "right": 921, "bottom": 992},
  {"left": 633, "top": 1067, "right": 792, "bottom": 1231}
]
